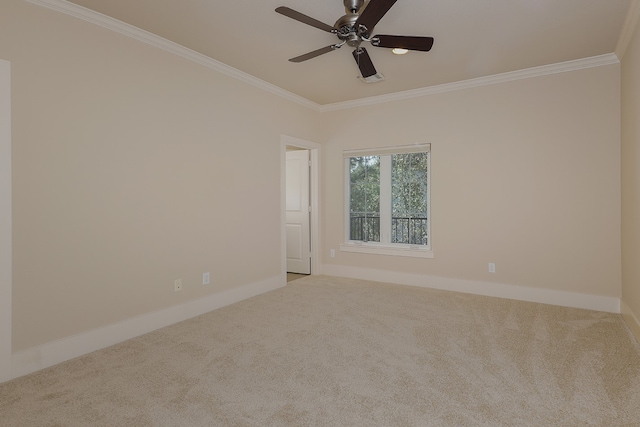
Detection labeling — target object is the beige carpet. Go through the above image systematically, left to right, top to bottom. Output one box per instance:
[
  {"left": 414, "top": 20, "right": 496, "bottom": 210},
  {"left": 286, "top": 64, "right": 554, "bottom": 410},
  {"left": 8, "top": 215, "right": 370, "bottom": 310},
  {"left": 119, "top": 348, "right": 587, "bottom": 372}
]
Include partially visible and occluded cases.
[{"left": 1, "top": 275, "right": 639, "bottom": 426}]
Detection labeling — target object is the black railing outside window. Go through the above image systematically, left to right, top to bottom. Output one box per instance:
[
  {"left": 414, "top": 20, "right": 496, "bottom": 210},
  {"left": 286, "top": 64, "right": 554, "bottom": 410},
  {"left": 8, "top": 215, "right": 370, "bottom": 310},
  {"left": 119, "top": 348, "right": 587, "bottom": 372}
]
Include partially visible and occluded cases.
[
  {"left": 350, "top": 215, "right": 428, "bottom": 245},
  {"left": 350, "top": 215, "right": 380, "bottom": 242},
  {"left": 391, "top": 217, "right": 428, "bottom": 245}
]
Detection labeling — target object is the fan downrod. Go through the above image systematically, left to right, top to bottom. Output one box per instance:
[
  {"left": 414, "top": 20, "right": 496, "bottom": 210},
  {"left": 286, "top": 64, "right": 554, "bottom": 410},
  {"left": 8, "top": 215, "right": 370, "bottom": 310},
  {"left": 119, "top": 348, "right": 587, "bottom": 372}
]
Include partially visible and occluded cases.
[{"left": 343, "top": 0, "right": 364, "bottom": 14}]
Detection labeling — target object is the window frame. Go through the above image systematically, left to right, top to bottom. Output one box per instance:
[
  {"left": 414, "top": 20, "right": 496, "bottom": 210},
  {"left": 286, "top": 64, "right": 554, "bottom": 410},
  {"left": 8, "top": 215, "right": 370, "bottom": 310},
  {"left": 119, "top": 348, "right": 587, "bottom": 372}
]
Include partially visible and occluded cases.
[{"left": 341, "top": 144, "right": 433, "bottom": 259}]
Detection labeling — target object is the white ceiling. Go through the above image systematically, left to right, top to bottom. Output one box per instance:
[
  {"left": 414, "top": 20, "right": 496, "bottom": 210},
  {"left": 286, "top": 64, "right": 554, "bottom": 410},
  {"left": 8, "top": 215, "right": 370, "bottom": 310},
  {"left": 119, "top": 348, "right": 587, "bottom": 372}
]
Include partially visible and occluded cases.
[{"left": 62, "top": 0, "right": 631, "bottom": 105}]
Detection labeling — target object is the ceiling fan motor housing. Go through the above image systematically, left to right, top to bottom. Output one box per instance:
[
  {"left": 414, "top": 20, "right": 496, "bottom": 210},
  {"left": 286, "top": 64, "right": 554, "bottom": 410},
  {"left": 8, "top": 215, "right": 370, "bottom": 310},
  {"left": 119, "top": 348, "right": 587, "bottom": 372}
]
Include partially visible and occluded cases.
[{"left": 335, "top": 14, "right": 362, "bottom": 46}]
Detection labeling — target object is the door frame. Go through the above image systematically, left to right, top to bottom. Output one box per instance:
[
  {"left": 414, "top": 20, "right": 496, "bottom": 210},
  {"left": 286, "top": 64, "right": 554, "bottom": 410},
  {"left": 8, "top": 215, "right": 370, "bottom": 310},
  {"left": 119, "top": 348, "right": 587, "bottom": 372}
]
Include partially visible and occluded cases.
[{"left": 280, "top": 135, "right": 320, "bottom": 283}]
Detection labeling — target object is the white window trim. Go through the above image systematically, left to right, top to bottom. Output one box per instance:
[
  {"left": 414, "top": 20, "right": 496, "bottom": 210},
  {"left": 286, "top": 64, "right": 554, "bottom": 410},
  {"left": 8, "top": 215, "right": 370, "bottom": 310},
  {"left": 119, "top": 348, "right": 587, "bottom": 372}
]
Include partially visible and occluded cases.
[
  {"left": 342, "top": 144, "right": 433, "bottom": 259},
  {"left": 339, "top": 242, "right": 434, "bottom": 258}
]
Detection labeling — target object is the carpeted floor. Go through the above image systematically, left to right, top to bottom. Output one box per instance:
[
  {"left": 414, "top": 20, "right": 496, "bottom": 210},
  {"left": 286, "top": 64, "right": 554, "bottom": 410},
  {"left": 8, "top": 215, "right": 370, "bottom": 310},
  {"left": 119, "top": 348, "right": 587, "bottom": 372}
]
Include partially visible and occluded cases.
[{"left": 1, "top": 275, "right": 639, "bottom": 426}]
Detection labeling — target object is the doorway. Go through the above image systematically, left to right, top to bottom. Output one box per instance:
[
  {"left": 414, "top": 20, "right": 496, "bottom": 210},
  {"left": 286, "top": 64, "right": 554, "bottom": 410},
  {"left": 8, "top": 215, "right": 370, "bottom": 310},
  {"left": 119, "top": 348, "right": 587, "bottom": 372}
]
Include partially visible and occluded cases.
[{"left": 280, "top": 135, "right": 320, "bottom": 282}]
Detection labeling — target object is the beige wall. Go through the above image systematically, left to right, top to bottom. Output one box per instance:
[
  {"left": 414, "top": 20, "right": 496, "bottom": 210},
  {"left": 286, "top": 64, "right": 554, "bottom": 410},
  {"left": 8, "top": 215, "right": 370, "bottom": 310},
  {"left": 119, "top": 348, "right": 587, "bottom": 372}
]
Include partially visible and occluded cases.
[
  {"left": 0, "top": 0, "right": 320, "bottom": 352},
  {"left": 621, "top": 8, "right": 640, "bottom": 339},
  {"left": 0, "top": 59, "right": 11, "bottom": 382},
  {"left": 321, "top": 65, "right": 622, "bottom": 299}
]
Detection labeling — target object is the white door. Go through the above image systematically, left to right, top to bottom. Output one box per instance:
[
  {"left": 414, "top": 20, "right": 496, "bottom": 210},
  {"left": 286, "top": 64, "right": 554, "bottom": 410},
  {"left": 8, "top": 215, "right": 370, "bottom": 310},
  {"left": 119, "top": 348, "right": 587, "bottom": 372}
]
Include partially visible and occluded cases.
[{"left": 286, "top": 150, "right": 311, "bottom": 274}]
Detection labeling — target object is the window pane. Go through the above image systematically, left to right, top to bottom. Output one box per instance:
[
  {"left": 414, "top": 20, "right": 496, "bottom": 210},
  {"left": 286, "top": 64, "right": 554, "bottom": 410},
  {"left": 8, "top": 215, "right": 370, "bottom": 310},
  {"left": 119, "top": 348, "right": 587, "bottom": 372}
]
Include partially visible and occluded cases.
[
  {"left": 391, "top": 152, "right": 428, "bottom": 245},
  {"left": 349, "top": 156, "right": 380, "bottom": 242}
]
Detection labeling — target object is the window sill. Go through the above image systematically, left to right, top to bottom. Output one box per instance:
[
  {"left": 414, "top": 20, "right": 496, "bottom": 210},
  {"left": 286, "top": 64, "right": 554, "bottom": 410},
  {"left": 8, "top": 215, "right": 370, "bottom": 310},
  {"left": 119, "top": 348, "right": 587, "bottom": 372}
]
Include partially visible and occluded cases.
[{"left": 339, "top": 242, "right": 434, "bottom": 258}]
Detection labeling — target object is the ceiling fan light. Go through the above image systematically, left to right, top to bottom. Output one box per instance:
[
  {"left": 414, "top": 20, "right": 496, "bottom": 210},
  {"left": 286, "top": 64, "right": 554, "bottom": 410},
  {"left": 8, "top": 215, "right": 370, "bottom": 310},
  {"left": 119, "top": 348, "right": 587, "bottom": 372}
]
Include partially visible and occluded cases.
[{"left": 392, "top": 48, "right": 409, "bottom": 55}]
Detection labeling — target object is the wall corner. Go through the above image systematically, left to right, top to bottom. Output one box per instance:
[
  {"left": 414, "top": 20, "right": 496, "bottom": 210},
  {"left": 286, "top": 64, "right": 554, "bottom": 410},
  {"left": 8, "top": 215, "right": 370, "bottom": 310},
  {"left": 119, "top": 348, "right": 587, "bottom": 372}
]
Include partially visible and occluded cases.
[{"left": 621, "top": 300, "right": 640, "bottom": 344}]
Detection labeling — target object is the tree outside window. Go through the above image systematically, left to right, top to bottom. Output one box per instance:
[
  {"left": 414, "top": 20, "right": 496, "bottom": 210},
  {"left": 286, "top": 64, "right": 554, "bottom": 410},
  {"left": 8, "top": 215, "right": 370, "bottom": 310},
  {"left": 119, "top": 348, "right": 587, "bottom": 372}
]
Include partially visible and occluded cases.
[{"left": 349, "top": 156, "right": 380, "bottom": 242}]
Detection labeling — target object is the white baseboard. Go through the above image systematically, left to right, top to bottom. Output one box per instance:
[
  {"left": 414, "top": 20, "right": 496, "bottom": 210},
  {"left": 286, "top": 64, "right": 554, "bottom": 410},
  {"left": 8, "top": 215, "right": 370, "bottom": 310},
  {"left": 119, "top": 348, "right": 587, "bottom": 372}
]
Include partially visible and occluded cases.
[
  {"left": 322, "top": 265, "right": 620, "bottom": 313},
  {"left": 10, "top": 275, "right": 284, "bottom": 381},
  {"left": 621, "top": 300, "right": 640, "bottom": 344}
]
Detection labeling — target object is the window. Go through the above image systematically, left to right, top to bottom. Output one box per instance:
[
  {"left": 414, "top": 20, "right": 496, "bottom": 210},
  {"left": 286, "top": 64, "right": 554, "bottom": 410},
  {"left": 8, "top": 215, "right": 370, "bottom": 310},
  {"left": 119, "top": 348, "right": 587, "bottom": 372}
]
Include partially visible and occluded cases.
[{"left": 341, "top": 144, "right": 432, "bottom": 258}]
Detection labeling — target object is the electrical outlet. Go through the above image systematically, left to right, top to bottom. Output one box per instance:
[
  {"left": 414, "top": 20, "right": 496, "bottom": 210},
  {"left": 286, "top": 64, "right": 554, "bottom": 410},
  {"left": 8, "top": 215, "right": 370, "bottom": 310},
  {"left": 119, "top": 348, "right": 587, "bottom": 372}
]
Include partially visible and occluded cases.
[
  {"left": 330, "top": 249, "right": 335, "bottom": 258},
  {"left": 488, "top": 263, "right": 496, "bottom": 273},
  {"left": 203, "top": 272, "right": 210, "bottom": 285},
  {"left": 174, "top": 279, "right": 182, "bottom": 292}
]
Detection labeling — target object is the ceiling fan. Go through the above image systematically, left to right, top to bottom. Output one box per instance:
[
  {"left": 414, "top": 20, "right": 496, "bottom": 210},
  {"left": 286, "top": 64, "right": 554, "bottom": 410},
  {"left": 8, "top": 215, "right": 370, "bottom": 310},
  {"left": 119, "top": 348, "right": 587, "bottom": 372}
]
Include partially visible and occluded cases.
[{"left": 275, "top": 0, "right": 434, "bottom": 81}]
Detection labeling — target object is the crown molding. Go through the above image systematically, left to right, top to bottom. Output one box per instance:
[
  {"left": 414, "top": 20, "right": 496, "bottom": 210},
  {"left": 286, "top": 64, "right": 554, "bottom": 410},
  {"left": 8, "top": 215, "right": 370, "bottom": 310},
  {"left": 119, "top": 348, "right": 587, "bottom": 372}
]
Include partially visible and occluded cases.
[
  {"left": 23, "top": 0, "right": 322, "bottom": 111},
  {"left": 24, "top": 0, "right": 621, "bottom": 113},
  {"left": 616, "top": 0, "right": 640, "bottom": 60},
  {"left": 319, "top": 53, "right": 620, "bottom": 112}
]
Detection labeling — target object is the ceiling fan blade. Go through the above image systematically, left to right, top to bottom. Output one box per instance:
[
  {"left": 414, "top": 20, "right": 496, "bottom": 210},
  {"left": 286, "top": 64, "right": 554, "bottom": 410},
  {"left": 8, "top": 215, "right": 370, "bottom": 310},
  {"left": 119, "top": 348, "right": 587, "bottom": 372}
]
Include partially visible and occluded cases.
[
  {"left": 355, "top": 0, "right": 398, "bottom": 35},
  {"left": 275, "top": 7, "right": 335, "bottom": 33},
  {"left": 372, "top": 35, "right": 434, "bottom": 52},
  {"left": 289, "top": 45, "right": 337, "bottom": 63},
  {"left": 352, "top": 47, "right": 377, "bottom": 78}
]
